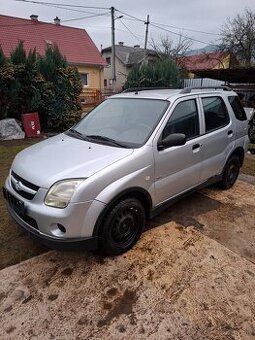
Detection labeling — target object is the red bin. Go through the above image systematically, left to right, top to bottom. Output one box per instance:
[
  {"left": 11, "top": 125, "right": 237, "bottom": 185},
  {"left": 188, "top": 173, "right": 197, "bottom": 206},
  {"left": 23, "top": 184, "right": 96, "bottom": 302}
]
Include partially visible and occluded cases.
[{"left": 21, "top": 112, "right": 41, "bottom": 138}]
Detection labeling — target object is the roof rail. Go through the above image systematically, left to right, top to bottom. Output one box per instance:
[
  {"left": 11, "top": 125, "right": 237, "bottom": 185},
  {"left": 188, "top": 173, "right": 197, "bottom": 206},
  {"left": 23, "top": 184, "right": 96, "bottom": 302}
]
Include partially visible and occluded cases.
[
  {"left": 122, "top": 86, "right": 174, "bottom": 93},
  {"left": 180, "top": 86, "right": 232, "bottom": 94}
]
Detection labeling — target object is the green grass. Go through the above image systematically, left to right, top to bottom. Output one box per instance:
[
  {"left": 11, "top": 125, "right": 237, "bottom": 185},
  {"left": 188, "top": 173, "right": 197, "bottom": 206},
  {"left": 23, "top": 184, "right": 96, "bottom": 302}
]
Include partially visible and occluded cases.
[
  {"left": 0, "top": 139, "right": 47, "bottom": 270},
  {"left": 0, "top": 139, "right": 254, "bottom": 270}
]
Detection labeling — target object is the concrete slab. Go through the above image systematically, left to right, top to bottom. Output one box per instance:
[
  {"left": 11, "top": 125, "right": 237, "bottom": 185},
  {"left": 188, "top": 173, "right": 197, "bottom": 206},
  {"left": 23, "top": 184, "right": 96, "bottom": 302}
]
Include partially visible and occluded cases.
[{"left": 0, "top": 224, "right": 255, "bottom": 339}]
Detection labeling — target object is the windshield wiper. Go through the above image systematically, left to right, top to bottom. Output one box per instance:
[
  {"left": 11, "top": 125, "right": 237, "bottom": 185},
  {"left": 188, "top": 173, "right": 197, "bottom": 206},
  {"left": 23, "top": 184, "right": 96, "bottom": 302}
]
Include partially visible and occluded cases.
[
  {"left": 66, "top": 128, "right": 87, "bottom": 140},
  {"left": 86, "top": 135, "right": 128, "bottom": 148}
]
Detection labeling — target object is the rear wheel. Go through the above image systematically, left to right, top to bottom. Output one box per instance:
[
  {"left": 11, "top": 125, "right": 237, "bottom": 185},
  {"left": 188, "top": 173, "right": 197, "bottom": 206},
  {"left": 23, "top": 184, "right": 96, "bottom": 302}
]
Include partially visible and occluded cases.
[
  {"left": 219, "top": 155, "right": 240, "bottom": 190},
  {"left": 98, "top": 198, "right": 145, "bottom": 255}
]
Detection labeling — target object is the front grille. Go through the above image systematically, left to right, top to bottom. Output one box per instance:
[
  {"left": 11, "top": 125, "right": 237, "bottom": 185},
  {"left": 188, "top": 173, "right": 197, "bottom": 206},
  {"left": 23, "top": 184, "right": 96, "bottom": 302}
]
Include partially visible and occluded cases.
[
  {"left": 11, "top": 171, "right": 39, "bottom": 200},
  {"left": 3, "top": 187, "right": 38, "bottom": 230}
]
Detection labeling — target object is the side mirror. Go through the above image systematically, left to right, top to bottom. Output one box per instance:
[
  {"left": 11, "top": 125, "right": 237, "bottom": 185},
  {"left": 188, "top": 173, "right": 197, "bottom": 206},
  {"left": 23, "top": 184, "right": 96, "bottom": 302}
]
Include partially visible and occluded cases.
[{"left": 158, "top": 133, "right": 186, "bottom": 150}]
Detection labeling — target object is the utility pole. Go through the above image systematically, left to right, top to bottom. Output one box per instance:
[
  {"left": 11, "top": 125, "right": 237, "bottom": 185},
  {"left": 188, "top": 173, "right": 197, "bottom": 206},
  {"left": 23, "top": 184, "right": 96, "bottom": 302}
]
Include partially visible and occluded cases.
[
  {"left": 111, "top": 6, "right": 116, "bottom": 87},
  {"left": 144, "top": 14, "right": 150, "bottom": 63}
]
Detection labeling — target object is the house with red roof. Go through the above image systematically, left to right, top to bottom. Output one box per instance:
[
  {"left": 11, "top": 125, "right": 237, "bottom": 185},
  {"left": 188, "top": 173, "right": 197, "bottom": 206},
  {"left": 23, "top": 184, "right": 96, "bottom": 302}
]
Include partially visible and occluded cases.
[
  {"left": 0, "top": 14, "right": 107, "bottom": 91},
  {"left": 181, "top": 51, "right": 238, "bottom": 78}
]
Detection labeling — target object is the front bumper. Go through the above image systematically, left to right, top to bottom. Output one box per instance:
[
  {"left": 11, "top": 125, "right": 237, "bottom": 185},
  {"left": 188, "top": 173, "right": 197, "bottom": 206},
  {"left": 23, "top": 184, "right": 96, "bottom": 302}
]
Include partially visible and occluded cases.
[
  {"left": 3, "top": 176, "right": 106, "bottom": 250},
  {"left": 5, "top": 198, "right": 98, "bottom": 250}
]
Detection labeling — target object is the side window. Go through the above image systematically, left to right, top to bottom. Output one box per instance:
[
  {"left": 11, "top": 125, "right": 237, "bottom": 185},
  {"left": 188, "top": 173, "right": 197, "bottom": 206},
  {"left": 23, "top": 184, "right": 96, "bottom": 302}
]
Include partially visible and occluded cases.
[
  {"left": 228, "top": 96, "right": 247, "bottom": 121},
  {"left": 202, "top": 97, "right": 229, "bottom": 133},
  {"left": 162, "top": 99, "right": 199, "bottom": 140}
]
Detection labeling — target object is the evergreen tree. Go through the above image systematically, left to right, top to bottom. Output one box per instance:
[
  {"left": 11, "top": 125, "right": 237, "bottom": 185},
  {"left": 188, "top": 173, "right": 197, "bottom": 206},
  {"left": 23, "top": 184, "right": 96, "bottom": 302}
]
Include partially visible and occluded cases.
[
  {"left": 0, "top": 42, "right": 82, "bottom": 130},
  {"left": 7, "top": 42, "right": 40, "bottom": 119},
  {"left": 38, "top": 44, "right": 82, "bottom": 131},
  {"left": 0, "top": 48, "right": 15, "bottom": 119},
  {"left": 125, "top": 59, "right": 181, "bottom": 89}
]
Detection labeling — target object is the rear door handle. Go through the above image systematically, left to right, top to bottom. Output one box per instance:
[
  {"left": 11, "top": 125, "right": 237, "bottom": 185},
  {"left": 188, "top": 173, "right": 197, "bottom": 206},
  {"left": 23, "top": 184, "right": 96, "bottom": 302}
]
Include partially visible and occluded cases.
[{"left": 228, "top": 130, "right": 233, "bottom": 136}]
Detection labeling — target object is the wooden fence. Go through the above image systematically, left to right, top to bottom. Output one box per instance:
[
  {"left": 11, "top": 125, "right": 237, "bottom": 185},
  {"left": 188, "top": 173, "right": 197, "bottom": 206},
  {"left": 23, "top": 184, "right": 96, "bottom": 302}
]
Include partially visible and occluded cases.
[{"left": 80, "top": 88, "right": 119, "bottom": 114}]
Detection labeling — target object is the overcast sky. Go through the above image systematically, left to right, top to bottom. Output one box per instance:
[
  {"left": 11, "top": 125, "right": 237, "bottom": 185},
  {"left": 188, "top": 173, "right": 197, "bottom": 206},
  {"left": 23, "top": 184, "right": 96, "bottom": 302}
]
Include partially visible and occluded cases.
[{"left": 0, "top": 0, "right": 254, "bottom": 51}]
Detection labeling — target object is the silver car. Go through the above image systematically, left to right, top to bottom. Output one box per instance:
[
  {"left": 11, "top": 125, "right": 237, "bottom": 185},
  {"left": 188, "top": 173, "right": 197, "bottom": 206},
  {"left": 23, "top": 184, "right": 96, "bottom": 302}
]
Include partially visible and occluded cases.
[{"left": 3, "top": 87, "right": 249, "bottom": 255}]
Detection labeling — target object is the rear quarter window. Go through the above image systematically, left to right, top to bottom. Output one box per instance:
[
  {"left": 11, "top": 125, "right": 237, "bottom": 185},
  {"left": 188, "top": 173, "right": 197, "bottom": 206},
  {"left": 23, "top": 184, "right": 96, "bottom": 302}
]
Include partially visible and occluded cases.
[
  {"left": 202, "top": 96, "right": 229, "bottom": 133},
  {"left": 228, "top": 96, "right": 247, "bottom": 121}
]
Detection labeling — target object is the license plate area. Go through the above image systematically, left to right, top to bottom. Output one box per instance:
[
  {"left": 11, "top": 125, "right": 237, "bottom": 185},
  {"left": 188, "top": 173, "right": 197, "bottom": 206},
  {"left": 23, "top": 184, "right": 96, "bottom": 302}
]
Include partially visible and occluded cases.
[{"left": 3, "top": 187, "right": 27, "bottom": 216}]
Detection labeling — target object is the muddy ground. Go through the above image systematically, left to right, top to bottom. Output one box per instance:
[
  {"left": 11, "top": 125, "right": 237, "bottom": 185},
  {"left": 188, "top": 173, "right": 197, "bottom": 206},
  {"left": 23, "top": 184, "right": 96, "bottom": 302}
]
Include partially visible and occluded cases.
[{"left": 0, "top": 180, "right": 254, "bottom": 339}]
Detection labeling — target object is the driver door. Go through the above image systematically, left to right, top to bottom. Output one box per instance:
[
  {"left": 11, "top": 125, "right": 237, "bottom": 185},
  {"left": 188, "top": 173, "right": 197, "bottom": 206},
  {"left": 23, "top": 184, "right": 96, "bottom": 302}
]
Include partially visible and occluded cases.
[{"left": 153, "top": 97, "right": 203, "bottom": 205}]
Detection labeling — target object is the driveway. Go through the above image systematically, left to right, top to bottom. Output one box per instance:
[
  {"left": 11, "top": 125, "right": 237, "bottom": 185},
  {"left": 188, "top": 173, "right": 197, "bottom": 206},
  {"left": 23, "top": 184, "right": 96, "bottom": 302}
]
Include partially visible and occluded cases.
[{"left": 0, "top": 179, "right": 254, "bottom": 339}]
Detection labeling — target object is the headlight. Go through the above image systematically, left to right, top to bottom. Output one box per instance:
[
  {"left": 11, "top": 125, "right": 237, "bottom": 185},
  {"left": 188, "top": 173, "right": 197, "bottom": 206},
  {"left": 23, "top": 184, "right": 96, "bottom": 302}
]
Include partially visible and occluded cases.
[{"left": 45, "top": 179, "right": 84, "bottom": 208}]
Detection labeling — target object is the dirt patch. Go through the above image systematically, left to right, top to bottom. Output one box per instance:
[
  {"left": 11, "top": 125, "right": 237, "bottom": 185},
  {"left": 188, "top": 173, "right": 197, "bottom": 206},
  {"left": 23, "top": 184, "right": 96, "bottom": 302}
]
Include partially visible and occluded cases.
[
  {"left": 149, "top": 180, "right": 255, "bottom": 263},
  {"left": 97, "top": 289, "right": 137, "bottom": 328}
]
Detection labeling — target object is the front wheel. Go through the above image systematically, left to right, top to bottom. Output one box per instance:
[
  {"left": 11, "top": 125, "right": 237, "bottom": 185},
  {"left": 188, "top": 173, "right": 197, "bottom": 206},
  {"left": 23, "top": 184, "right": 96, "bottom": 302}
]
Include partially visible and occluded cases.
[
  {"left": 218, "top": 155, "right": 240, "bottom": 190},
  {"left": 98, "top": 198, "right": 145, "bottom": 256}
]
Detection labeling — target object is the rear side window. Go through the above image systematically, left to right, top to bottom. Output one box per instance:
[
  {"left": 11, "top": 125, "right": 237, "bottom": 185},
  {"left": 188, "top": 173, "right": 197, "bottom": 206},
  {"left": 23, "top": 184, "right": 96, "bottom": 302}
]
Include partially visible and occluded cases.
[
  {"left": 228, "top": 96, "right": 247, "bottom": 121},
  {"left": 202, "top": 97, "right": 229, "bottom": 133},
  {"left": 163, "top": 99, "right": 199, "bottom": 140}
]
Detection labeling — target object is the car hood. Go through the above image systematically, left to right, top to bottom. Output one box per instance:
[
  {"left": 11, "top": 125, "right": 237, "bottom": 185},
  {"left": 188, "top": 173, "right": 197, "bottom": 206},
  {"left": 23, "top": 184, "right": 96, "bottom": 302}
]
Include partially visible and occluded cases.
[{"left": 12, "top": 134, "right": 134, "bottom": 188}]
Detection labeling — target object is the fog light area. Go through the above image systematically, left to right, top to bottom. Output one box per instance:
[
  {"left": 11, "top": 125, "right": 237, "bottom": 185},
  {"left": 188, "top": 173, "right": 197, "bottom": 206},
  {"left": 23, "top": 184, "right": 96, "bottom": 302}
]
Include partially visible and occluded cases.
[
  {"left": 50, "top": 223, "right": 67, "bottom": 237},
  {"left": 57, "top": 224, "right": 66, "bottom": 233}
]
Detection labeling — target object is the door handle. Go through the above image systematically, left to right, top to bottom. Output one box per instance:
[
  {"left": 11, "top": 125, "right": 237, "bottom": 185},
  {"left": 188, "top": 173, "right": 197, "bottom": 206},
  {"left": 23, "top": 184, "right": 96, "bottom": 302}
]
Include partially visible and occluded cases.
[
  {"left": 227, "top": 130, "right": 233, "bottom": 136},
  {"left": 192, "top": 143, "right": 200, "bottom": 150}
]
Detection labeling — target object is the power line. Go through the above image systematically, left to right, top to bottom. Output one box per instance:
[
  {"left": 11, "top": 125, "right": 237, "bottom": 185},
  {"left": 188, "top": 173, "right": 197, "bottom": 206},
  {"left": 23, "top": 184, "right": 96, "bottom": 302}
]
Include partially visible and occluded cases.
[
  {"left": 15, "top": 0, "right": 109, "bottom": 10},
  {"left": 13, "top": 2, "right": 220, "bottom": 46},
  {"left": 14, "top": 2, "right": 220, "bottom": 40},
  {"left": 40, "top": 3, "right": 103, "bottom": 15},
  {"left": 116, "top": 8, "right": 220, "bottom": 44},
  {"left": 115, "top": 9, "right": 145, "bottom": 23},
  {"left": 117, "top": 9, "right": 219, "bottom": 37},
  {"left": 0, "top": 12, "right": 109, "bottom": 27},
  {"left": 62, "top": 12, "right": 109, "bottom": 23},
  {"left": 118, "top": 19, "right": 144, "bottom": 45},
  {"left": 150, "top": 21, "right": 220, "bottom": 36},
  {"left": 150, "top": 22, "right": 218, "bottom": 47}
]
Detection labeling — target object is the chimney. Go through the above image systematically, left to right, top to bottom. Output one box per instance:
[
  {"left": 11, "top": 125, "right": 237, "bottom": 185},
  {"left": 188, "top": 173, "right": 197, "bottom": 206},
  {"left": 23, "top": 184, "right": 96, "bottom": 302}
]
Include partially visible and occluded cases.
[
  {"left": 30, "top": 14, "right": 38, "bottom": 22},
  {"left": 54, "top": 16, "right": 61, "bottom": 25},
  {"left": 118, "top": 42, "right": 124, "bottom": 46},
  {"left": 134, "top": 45, "right": 140, "bottom": 48}
]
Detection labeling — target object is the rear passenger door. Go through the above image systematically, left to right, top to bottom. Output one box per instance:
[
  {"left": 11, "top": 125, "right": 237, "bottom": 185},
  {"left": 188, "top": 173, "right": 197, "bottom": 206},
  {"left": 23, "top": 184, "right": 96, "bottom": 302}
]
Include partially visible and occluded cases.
[{"left": 198, "top": 95, "right": 235, "bottom": 182}]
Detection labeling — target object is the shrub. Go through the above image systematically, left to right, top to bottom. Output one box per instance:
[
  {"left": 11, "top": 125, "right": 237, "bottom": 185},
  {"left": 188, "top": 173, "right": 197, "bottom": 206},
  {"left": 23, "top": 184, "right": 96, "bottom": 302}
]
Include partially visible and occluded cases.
[{"left": 0, "top": 42, "right": 82, "bottom": 131}]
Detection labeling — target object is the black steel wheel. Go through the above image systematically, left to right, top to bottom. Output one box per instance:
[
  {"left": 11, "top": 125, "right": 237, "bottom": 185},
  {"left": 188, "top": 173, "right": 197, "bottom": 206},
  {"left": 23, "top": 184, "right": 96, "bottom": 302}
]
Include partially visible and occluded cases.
[
  {"left": 219, "top": 155, "right": 240, "bottom": 190},
  {"left": 99, "top": 198, "right": 145, "bottom": 255}
]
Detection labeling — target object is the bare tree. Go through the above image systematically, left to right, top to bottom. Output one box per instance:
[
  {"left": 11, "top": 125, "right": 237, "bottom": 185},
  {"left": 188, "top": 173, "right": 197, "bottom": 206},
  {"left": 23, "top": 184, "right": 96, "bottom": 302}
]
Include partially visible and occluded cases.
[
  {"left": 220, "top": 8, "right": 255, "bottom": 66},
  {"left": 151, "top": 34, "right": 193, "bottom": 66}
]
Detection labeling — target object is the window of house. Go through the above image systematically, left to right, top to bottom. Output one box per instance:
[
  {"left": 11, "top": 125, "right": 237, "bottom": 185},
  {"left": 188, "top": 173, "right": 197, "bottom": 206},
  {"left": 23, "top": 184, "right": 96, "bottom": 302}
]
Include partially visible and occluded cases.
[
  {"left": 106, "top": 57, "right": 111, "bottom": 65},
  {"left": 80, "top": 73, "right": 88, "bottom": 87},
  {"left": 104, "top": 79, "right": 107, "bottom": 87},
  {"left": 228, "top": 96, "right": 247, "bottom": 121},
  {"left": 202, "top": 97, "right": 229, "bottom": 133},
  {"left": 162, "top": 99, "right": 199, "bottom": 140}
]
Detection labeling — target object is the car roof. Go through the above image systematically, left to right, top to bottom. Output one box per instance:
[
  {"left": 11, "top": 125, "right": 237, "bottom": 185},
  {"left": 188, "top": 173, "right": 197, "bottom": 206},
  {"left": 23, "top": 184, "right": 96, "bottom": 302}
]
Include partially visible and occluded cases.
[{"left": 111, "top": 87, "right": 237, "bottom": 101}]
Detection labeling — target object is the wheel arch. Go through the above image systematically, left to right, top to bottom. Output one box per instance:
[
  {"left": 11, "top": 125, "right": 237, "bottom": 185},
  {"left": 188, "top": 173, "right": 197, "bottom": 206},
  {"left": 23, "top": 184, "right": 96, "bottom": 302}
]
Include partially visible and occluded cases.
[
  {"left": 228, "top": 146, "right": 245, "bottom": 166},
  {"left": 93, "top": 187, "right": 152, "bottom": 237}
]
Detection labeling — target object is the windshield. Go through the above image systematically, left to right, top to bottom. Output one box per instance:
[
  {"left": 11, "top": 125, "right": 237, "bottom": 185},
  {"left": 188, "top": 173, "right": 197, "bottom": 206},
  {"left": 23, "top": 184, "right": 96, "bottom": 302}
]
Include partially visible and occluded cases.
[{"left": 67, "top": 98, "right": 169, "bottom": 148}]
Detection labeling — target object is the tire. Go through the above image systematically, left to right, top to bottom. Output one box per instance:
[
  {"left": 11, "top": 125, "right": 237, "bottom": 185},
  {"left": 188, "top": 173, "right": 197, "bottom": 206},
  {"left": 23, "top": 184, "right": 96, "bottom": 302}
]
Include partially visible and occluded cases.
[
  {"left": 218, "top": 155, "right": 240, "bottom": 190},
  {"left": 98, "top": 198, "right": 145, "bottom": 256}
]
